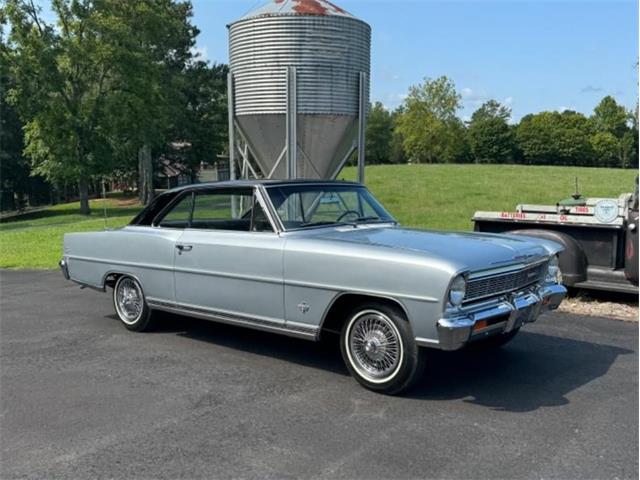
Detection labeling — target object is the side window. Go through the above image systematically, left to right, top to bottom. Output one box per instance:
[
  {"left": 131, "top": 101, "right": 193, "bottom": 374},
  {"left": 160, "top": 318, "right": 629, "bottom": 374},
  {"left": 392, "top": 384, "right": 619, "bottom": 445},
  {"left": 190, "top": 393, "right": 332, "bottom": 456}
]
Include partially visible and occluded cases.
[
  {"left": 191, "top": 190, "right": 273, "bottom": 232},
  {"left": 157, "top": 193, "right": 193, "bottom": 228},
  {"left": 250, "top": 199, "right": 273, "bottom": 232}
]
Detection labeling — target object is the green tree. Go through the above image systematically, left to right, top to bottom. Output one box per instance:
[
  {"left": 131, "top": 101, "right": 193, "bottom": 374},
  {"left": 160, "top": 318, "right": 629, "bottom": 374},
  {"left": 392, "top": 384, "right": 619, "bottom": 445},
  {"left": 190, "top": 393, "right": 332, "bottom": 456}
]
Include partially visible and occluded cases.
[
  {"left": 6, "top": 0, "right": 198, "bottom": 213},
  {"left": 6, "top": 0, "right": 115, "bottom": 213},
  {"left": 93, "top": 0, "right": 198, "bottom": 205},
  {"left": 1, "top": 21, "right": 27, "bottom": 210},
  {"left": 168, "top": 61, "right": 229, "bottom": 179},
  {"left": 395, "top": 76, "right": 464, "bottom": 163},
  {"left": 589, "top": 96, "right": 635, "bottom": 168},
  {"left": 592, "top": 96, "right": 629, "bottom": 138},
  {"left": 467, "top": 100, "right": 515, "bottom": 164},
  {"left": 365, "top": 102, "right": 394, "bottom": 164},
  {"left": 389, "top": 107, "right": 407, "bottom": 164},
  {"left": 515, "top": 110, "right": 593, "bottom": 166},
  {"left": 444, "top": 118, "right": 471, "bottom": 163},
  {"left": 589, "top": 131, "right": 619, "bottom": 167}
]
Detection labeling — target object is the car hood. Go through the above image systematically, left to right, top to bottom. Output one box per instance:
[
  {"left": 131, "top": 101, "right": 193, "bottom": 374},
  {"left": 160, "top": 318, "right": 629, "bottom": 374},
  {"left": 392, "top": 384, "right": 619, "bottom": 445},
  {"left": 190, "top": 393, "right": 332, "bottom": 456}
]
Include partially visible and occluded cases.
[{"left": 311, "top": 226, "right": 551, "bottom": 272}]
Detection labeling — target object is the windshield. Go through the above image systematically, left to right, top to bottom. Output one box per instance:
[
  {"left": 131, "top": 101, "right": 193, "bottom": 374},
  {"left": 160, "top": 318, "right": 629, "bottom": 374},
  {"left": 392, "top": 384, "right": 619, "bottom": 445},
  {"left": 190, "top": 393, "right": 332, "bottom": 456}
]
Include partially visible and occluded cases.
[{"left": 265, "top": 184, "right": 396, "bottom": 230}]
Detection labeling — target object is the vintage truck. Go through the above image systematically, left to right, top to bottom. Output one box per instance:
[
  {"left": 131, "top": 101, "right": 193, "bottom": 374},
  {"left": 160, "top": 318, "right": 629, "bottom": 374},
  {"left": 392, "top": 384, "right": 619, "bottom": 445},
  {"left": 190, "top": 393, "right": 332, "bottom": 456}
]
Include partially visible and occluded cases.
[{"left": 473, "top": 178, "right": 639, "bottom": 295}]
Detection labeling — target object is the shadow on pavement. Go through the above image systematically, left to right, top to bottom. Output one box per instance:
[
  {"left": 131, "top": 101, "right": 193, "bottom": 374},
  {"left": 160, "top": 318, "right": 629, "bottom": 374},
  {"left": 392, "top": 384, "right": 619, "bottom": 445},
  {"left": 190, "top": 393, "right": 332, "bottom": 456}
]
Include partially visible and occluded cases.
[
  {"left": 139, "top": 311, "right": 349, "bottom": 376},
  {"left": 124, "top": 312, "right": 634, "bottom": 412},
  {"left": 410, "top": 331, "right": 633, "bottom": 411}
]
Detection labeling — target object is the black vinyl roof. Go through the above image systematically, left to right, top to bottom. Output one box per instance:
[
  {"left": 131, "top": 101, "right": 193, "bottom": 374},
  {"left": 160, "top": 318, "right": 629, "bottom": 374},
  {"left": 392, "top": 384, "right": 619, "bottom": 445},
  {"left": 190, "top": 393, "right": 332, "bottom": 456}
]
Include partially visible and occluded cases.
[{"left": 165, "top": 179, "right": 362, "bottom": 193}]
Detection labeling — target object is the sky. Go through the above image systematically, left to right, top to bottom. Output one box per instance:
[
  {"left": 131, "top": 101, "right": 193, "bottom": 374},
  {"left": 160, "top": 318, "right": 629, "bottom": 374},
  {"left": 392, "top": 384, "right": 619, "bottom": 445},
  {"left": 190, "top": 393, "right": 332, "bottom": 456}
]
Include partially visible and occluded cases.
[{"left": 190, "top": 0, "right": 638, "bottom": 122}]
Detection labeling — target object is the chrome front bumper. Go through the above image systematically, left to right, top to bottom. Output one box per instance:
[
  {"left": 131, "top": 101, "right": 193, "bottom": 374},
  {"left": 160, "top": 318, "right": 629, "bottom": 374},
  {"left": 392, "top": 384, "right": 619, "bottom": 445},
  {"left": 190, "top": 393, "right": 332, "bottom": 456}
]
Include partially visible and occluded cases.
[
  {"left": 59, "top": 258, "right": 70, "bottom": 280},
  {"left": 434, "top": 283, "right": 567, "bottom": 351}
]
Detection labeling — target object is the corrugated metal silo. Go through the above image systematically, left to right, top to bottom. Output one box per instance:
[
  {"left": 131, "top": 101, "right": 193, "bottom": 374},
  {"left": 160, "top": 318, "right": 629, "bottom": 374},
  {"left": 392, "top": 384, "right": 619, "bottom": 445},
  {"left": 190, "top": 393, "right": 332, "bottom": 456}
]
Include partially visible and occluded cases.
[{"left": 227, "top": 0, "right": 371, "bottom": 180}]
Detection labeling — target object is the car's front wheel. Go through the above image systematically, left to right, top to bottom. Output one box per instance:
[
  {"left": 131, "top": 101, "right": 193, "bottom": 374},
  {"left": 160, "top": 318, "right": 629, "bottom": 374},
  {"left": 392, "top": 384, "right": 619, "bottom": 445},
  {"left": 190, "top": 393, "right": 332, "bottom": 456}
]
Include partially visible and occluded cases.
[
  {"left": 113, "top": 275, "right": 154, "bottom": 331},
  {"left": 340, "top": 302, "right": 425, "bottom": 395}
]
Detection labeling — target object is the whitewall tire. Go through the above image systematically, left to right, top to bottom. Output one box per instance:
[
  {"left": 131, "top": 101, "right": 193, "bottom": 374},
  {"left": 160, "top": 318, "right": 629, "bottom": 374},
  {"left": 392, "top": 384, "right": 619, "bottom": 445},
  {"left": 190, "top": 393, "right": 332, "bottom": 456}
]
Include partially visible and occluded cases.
[
  {"left": 113, "top": 275, "right": 154, "bottom": 332},
  {"left": 340, "top": 301, "right": 425, "bottom": 394}
]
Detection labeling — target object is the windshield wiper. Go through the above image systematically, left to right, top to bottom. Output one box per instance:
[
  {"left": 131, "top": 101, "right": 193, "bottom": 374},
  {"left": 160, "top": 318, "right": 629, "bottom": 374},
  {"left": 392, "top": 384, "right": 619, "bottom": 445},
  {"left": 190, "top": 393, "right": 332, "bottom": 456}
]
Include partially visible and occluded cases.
[
  {"left": 300, "top": 218, "right": 392, "bottom": 229},
  {"left": 300, "top": 221, "right": 353, "bottom": 228}
]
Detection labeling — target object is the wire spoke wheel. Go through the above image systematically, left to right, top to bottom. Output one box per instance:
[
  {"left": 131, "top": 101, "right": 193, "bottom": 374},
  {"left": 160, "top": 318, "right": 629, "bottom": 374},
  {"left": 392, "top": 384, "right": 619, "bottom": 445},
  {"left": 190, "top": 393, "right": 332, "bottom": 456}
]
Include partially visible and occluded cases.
[
  {"left": 115, "top": 277, "right": 144, "bottom": 325},
  {"left": 346, "top": 310, "right": 403, "bottom": 383}
]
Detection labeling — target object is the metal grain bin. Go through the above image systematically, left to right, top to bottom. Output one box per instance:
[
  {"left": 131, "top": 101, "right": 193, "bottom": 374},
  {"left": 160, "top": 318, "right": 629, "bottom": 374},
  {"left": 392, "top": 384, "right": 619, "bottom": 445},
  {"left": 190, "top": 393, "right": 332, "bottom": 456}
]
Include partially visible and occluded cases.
[{"left": 227, "top": 0, "right": 371, "bottom": 180}]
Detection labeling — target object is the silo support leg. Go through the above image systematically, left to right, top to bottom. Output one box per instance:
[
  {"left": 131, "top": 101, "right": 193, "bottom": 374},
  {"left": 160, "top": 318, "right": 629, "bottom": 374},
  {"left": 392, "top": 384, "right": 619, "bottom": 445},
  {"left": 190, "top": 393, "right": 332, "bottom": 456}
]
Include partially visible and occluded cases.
[
  {"left": 286, "top": 66, "right": 298, "bottom": 180},
  {"left": 357, "top": 71, "right": 367, "bottom": 184},
  {"left": 268, "top": 147, "right": 288, "bottom": 179}
]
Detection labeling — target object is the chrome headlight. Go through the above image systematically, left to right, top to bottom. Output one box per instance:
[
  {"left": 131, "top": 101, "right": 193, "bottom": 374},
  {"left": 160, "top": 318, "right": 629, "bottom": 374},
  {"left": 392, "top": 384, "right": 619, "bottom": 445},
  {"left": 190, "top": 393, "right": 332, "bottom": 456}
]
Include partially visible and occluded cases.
[
  {"left": 546, "top": 255, "right": 562, "bottom": 284},
  {"left": 448, "top": 275, "right": 467, "bottom": 307}
]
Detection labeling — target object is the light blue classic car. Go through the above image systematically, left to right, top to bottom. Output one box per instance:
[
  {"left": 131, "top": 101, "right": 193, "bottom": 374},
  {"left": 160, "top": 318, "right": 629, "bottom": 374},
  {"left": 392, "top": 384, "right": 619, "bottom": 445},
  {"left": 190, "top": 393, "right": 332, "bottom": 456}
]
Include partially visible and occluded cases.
[{"left": 60, "top": 180, "right": 566, "bottom": 394}]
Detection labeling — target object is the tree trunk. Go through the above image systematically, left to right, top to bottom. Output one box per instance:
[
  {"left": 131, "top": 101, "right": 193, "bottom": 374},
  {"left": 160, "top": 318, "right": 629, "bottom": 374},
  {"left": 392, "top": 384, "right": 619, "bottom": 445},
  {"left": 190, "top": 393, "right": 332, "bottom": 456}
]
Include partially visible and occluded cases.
[
  {"left": 138, "top": 144, "right": 154, "bottom": 205},
  {"left": 78, "top": 176, "right": 90, "bottom": 215}
]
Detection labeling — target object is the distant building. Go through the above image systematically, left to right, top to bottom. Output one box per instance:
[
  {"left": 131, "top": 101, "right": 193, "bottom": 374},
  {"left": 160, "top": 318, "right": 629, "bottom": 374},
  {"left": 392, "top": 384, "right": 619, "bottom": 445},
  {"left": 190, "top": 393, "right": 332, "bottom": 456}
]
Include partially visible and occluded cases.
[{"left": 156, "top": 157, "right": 191, "bottom": 189}]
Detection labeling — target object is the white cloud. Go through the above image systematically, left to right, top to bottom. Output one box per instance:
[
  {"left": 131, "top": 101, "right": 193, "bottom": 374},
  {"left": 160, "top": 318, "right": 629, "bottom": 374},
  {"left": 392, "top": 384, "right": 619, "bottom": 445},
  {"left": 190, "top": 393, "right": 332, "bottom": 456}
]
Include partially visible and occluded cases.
[
  {"left": 461, "top": 87, "right": 474, "bottom": 98},
  {"left": 461, "top": 87, "right": 487, "bottom": 108},
  {"left": 379, "top": 92, "right": 407, "bottom": 110},
  {"left": 388, "top": 92, "right": 407, "bottom": 103},
  {"left": 504, "top": 96, "right": 513, "bottom": 105},
  {"left": 559, "top": 105, "right": 573, "bottom": 112}
]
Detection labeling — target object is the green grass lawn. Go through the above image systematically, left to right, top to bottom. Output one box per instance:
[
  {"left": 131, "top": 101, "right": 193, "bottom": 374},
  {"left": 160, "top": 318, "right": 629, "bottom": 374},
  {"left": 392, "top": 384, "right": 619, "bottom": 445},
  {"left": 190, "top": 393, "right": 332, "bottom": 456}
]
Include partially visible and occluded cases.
[
  {"left": 1, "top": 164, "right": 636, "bottom": 269},
  {"left": 340, "top": 164, "right": 636, "bottom": 231},
  {"left": 0, "top": 196, "right": 141, "bottom": 269}
]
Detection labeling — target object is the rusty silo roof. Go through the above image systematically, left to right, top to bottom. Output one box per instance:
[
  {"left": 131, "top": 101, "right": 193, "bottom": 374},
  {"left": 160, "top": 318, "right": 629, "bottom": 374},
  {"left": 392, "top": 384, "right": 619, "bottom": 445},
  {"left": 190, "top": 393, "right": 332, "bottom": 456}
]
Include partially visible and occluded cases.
[{"left": 238, "top": 0, "right": 354, "bottom": 20}]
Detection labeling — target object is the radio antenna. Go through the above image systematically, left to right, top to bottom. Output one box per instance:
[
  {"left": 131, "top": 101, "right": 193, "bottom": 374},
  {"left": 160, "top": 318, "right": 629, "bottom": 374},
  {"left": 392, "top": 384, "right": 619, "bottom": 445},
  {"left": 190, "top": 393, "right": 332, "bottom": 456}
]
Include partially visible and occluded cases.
[
  {"left": 572, "top": 176, "right": 581, "bottom": 200},
  {"left": 102, "top": 179, "right": 108, "bottom": 230}
]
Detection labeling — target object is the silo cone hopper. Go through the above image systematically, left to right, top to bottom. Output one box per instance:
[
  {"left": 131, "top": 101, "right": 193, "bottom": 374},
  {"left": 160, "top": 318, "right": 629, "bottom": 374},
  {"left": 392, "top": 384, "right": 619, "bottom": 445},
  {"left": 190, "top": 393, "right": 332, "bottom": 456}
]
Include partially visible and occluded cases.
[{"left": 227, "top": 0, "right": 371, "bottom": 181}]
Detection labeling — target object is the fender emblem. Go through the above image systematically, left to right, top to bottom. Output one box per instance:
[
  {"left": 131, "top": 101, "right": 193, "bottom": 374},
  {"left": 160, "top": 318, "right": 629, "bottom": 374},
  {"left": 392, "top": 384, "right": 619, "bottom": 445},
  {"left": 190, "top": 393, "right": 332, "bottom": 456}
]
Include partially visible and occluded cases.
[{"left": 297, "top": 302, "right": 310, "bottom": 314}]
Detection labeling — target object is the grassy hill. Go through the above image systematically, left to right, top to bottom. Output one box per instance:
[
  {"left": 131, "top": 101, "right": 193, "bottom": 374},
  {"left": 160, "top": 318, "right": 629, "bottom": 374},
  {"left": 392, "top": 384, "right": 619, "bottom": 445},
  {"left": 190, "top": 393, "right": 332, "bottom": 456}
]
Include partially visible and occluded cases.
[
  {"left": 1, "top": 164, "right": 636, "bottom": 269},
  {"left": 341, "top": 164, "right": 636, "bottom": 231}
]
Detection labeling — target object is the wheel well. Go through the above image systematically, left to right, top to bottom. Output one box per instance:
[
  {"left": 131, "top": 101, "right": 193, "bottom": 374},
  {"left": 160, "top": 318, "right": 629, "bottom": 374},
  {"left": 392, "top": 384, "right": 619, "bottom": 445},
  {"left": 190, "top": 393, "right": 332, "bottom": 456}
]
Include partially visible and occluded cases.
[
  {"left": 104, "top": 272, "right": 123, "bottom": 289},
  {"left": 320, "top": 294, "right": 408, "bottom": 339}
]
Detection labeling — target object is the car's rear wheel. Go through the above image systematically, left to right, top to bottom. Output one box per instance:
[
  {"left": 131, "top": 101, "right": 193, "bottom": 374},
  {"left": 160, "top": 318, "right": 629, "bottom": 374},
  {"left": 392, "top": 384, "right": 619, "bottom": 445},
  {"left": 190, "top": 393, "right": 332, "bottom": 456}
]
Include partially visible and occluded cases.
[
  {"left": 113, "top": 275, "right": 153, "bottom": 331},
  {"left": 340, "top": 302, "right": 425, "bottom": 395}
]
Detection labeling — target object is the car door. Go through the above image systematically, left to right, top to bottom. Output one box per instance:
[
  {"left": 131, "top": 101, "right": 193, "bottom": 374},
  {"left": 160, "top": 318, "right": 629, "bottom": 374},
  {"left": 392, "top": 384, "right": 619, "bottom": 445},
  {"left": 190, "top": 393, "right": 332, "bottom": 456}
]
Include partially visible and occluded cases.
[{"left": 172, "top": 187, "right": 285, "bottom": 325}]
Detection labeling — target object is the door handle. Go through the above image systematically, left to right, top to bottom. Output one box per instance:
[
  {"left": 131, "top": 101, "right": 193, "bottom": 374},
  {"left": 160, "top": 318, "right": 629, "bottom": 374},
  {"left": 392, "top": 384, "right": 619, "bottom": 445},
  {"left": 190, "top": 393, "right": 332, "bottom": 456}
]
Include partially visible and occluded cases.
[{"left": 176, "top": 244, "right": 193, "bottom": 254}]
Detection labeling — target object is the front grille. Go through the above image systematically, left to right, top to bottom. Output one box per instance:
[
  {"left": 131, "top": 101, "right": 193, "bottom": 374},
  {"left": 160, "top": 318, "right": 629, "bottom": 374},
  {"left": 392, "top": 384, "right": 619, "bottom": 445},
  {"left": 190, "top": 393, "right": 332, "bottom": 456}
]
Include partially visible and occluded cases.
[{"left": 464, "top": 262, "right": 547, "bottom": 303}]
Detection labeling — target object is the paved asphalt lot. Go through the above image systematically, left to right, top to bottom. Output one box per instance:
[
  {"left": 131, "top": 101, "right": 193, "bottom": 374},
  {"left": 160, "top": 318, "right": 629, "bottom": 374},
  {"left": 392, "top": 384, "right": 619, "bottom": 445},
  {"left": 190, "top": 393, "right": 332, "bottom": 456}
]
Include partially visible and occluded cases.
[{"left": 1, "top": 270, "right": 638, "bottom": 479}]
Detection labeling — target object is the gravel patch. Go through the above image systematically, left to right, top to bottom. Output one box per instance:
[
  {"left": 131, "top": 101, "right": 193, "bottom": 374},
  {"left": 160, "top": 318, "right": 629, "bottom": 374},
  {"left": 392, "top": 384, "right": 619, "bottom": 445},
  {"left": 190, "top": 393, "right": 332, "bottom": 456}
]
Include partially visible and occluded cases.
[{"left": 558, "top": 293, "right": 639, "bottom": 321}]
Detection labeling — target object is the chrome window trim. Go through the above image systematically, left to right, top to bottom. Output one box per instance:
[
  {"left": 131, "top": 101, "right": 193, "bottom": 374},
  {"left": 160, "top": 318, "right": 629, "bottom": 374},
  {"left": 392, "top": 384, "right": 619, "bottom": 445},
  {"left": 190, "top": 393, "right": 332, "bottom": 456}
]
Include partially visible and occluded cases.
[
  {"left": 261, "top": 184, "right": 397, "bottom": 232},
  {"left": 150, "top": 185, "right": 281, "bottom": 234},
  {"left": 255, "top": 185, "right": 283, "bottom": 234},
  {"left": 152, "top": 191, "right": 194, "bottom": 228}
]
